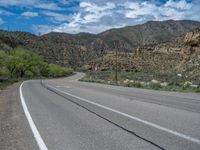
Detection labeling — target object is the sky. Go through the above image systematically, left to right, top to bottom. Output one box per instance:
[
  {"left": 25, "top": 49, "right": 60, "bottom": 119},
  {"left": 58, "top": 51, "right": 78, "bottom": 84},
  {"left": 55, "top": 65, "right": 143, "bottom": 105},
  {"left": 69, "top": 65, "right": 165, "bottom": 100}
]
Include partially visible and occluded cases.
[{"left": 0, "top": 0, "right": 200, "bottom": 35}]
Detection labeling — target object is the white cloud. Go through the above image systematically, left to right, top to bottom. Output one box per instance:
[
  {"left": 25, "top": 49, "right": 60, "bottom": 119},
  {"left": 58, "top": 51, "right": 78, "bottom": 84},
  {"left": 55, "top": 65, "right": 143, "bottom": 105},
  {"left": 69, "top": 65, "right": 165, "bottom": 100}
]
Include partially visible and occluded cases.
[
  {"left": 0, "top": 0, "right": 63, "bottom": 10},
  {"left": 0, "top": 0, "right": 35, "bottom": 7},
  {"left": 33, "top": 0, "right": 200, "bottom": 34},
  {"left": 58, "top": 0, "right": 75, "bottom": 5},
  {"left": 122, "top": 0, "right": 192, "bottom": 20},
  {"left": 161, "top": 0, "right": 192, "bottom": 20},
  {"left": 164, "top": 0, "right": 192, "bottom": 10},
  {"left": 43, "top": 2, "right": 116, "bottom": 34},
  {"left": 79, "top": 2, "right": 115, "bottom": 24},
  {"left": 80, "top": 2, "right": 115, "bottom": 13},
  {"left": 123, "top": 2, "right": 158, "bottom": 19},
  {"left": 36, "top": 3, "right": 63, "bottom": 10},
  {"left": 0, "top": 9, "right": 14, "bottom": 15},
  {"left": 21, "top": 11, "right": 38, "bottom": 17},
  {"left": 42, "top": 11, "right": 69, "bottom": 22},
  {"left": 67, "top": 13, "right": 82, "bottom": 28},
  {"left": 0, "top": 18, "right": 4, "bottom": 25},
  {"left": 38, "top": 22, "right": 125, "bottom": 34},
  {"left": 32, "top": 25, "right": 53, "bottom": 35}
]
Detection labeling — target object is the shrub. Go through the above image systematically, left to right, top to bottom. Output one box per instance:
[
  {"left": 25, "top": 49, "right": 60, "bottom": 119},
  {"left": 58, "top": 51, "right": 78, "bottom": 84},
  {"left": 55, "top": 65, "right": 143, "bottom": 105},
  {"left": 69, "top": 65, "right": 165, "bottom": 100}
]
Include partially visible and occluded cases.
[
  {"left": 47, "top": 64, "right": 73, "bottom": 77},
  {"left": 77, "top": 65, "right": 91, "bottom": 72},
  {"left": 24, "top": 70, "right": 34, "bottom": 78},
  {"left": 124, "top": 80, "right": 143, "bottom": 88},
  {"left": 183, "top": 81, "right": 192, "bottom": 88},
  {"left": 150, "top": 82, "right": 162, "bottom": 90},
  {"left": 195, "top": 88, "right": 200, "bottom": 93}
]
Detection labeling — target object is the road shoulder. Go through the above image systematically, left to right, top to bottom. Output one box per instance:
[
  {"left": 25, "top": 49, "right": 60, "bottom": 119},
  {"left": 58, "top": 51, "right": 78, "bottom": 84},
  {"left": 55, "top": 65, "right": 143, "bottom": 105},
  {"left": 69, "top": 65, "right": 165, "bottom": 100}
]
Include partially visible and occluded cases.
[{"left": 0, "top": 82, "right": 38, "bottom": 150}]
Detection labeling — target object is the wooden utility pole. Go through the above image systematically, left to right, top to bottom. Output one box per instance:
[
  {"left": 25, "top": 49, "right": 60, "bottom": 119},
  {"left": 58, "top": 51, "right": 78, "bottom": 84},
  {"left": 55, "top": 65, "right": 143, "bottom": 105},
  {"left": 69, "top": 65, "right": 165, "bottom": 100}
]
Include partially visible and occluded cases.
[
  {"left": 113, "top": 40, "right": 118, "bottom": 85},
  {"left": 114, "top": 40, "right": 126, "bottom": 85},
  {"left": 115, "top": 46, "right": 118, "bottom": 85}
]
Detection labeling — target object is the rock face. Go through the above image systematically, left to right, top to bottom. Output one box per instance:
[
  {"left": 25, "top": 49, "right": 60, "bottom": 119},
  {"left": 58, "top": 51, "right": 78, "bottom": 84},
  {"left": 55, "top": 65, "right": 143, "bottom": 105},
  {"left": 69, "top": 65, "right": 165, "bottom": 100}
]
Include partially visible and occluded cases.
[
  {"left": 180, "top": 28, "right": 200, "bottom": 64},
  {"left": 180, "top": 29, "right": 200, "bottom": 81},
  {"left": 184, "top": 29, "right": 200, "bottom": 46}
]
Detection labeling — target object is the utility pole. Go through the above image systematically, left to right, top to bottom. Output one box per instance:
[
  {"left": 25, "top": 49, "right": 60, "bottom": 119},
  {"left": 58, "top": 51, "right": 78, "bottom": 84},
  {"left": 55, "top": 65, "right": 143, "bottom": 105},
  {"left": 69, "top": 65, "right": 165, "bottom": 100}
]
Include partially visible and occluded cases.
[
  {"left": 114, "top": 40, "right": 118, "bottom": 85},
  {"left": 114, "top": 40, "right": 125, "bottom": 85},
  {"left": 115, "top": 47, "right": 118, "bottom": 85}
]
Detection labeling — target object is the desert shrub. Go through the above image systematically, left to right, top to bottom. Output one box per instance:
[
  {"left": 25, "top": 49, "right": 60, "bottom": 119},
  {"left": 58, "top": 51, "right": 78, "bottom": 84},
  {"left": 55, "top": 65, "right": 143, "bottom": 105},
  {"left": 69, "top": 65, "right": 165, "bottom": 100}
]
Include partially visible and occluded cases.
[
  {"left": 80, "top": 77, "right": 106, "bottom": 84},
  {"left": 168, "top": 77, "right": 183, "bottom": 86},
  {"left": 123, "top": 80, "right": 143, "bottom": 88},
  {"left": 133, "top": 81, "right": 143, "bottom": 88},
  {"left": 149, "top": 82, "right": 162, "bottom": 90}
]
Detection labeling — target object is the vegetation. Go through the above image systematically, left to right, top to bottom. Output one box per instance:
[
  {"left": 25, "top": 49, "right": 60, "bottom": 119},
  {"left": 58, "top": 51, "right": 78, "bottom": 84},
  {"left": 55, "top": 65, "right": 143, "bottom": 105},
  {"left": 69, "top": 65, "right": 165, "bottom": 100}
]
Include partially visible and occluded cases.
[
  {"left": 1, "top": 20, "right": 200, "bottom": 69},
  {"left": 0, "top": 21, "right": 199, "bottom": 92},
  {"left": 0, "top": 47, "right": 73, "bottom": 88},
  {"left": 47, "top": 64, "right": 73, "bottom": 77},
  {"left": 81, "top": 71, "right": 200, "bottom": 93},
  {"left": 0, "top": 79, "right": 19, "bottom": 90}
]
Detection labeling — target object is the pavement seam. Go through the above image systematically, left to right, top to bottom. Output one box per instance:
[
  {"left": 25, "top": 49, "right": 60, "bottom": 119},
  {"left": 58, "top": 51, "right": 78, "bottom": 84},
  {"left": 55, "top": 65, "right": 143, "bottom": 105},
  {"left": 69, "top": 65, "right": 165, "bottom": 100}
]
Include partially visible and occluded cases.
[
  {"left": 41, "top": 80, "right": 165, "bottom": 150},
  {"left": 45, "top": 82, "right": 200, "bottom": 144}
]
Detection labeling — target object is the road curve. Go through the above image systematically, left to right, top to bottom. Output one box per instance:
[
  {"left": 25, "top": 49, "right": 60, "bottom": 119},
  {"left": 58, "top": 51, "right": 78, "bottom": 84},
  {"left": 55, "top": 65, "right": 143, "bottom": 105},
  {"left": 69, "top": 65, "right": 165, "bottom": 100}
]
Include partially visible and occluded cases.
[{"left": 20, "top": 73, "right": 200, "bottom": 150}]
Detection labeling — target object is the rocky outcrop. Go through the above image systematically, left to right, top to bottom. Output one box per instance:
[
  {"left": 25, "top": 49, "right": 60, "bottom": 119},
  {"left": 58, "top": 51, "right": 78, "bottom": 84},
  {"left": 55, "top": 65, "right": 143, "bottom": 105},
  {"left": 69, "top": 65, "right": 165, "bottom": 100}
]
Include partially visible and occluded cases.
[
  {"left": 176, "top": 28, "right": 200, "bottom": 69},
  {"left": 184, "top": 29, "right": 200, "bottom": 46}
]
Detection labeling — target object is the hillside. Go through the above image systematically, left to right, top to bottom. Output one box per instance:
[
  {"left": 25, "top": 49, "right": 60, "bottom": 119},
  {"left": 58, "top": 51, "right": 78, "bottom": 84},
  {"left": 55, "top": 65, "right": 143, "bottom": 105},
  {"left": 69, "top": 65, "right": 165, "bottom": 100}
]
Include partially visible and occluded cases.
[
  {"left": 0, "top": 20, "right": 200, "bottom": 68},
  {"left": 99, "top": 20, "right": 200, "bottom": 49},
  {"left": 89, "top": 27, "right": 200, "bottom": 83}
]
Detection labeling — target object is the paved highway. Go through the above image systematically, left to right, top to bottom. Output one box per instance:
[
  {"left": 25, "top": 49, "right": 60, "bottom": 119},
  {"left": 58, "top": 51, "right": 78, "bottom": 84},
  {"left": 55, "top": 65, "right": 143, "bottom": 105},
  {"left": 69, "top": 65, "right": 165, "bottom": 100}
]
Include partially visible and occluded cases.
[{"left": 20, "top": 73, "right": 200, "bottom": 150}]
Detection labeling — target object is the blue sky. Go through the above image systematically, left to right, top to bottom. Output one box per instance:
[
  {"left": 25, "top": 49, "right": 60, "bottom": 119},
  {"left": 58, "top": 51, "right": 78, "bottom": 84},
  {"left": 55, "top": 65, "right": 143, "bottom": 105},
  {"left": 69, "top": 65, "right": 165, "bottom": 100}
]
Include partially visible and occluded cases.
[{"left": 0, "top": 0, "right": 200, "bottom": 35}]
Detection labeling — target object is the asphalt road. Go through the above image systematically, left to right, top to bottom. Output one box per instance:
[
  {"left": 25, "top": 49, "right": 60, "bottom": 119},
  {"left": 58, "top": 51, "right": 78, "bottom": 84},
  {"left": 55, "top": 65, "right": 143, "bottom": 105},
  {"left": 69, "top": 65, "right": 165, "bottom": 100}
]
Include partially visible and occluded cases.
[{"left": 20, "top": 73, "right": 200, "bottom": 150}]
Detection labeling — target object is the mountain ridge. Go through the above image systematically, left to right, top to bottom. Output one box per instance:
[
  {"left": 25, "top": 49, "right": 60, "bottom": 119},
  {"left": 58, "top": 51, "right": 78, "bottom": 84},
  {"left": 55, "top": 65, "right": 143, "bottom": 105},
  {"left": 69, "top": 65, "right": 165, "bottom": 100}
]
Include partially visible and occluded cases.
[{"left": 1, "top": 20, "right": 200, "bottom": 68}]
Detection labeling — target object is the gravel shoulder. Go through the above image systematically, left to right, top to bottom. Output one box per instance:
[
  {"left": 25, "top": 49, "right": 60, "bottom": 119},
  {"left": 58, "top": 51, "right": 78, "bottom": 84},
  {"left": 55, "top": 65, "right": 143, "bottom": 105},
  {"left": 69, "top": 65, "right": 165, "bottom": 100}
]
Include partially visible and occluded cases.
[{"left": 0, "top": 82, "right": 38, "bottom": 150}]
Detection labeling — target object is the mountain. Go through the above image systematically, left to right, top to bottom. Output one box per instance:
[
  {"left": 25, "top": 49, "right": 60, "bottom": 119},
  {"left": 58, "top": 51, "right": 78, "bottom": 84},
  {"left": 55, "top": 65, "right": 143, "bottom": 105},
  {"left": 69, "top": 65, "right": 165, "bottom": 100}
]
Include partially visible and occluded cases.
[
  {"left": 0, "top": 20, "right": 200, "bottom": 68},
  {"left": 99, "top": 20, "right": 200, "bottom": 49},
  {"left": 89, "top": 27, "right": 200, "bottom": 82}
]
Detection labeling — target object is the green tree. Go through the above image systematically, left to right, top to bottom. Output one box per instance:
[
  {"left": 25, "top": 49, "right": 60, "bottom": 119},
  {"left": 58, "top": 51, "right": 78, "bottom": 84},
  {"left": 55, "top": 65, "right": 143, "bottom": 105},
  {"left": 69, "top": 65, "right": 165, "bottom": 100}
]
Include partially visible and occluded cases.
[
  {"left": 1, "top": 47, "right": 73, "bottom": 79},
  {"left": 0, "top": 50, "right": 10, "bottom": 77}
]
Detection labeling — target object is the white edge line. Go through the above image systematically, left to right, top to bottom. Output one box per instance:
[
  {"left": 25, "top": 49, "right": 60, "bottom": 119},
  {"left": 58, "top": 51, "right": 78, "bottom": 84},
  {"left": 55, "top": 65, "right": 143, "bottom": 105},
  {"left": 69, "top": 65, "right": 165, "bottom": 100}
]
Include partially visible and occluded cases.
[
  {"left": 20, "top": 82, "right": 48, "bottom": 150},
  {"left": 47, "top": 84, "right": 200, "bottom": 145}
]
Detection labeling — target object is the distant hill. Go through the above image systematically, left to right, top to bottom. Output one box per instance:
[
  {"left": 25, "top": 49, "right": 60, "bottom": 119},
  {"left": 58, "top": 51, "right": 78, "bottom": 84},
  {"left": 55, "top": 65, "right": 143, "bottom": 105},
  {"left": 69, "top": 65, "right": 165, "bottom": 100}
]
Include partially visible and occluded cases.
[
  {"left": 0, "top": 20, "right": 200, "bottom": 68},
  {"left": 99, "top": 20, "right": 200, "bottom": 49}
]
